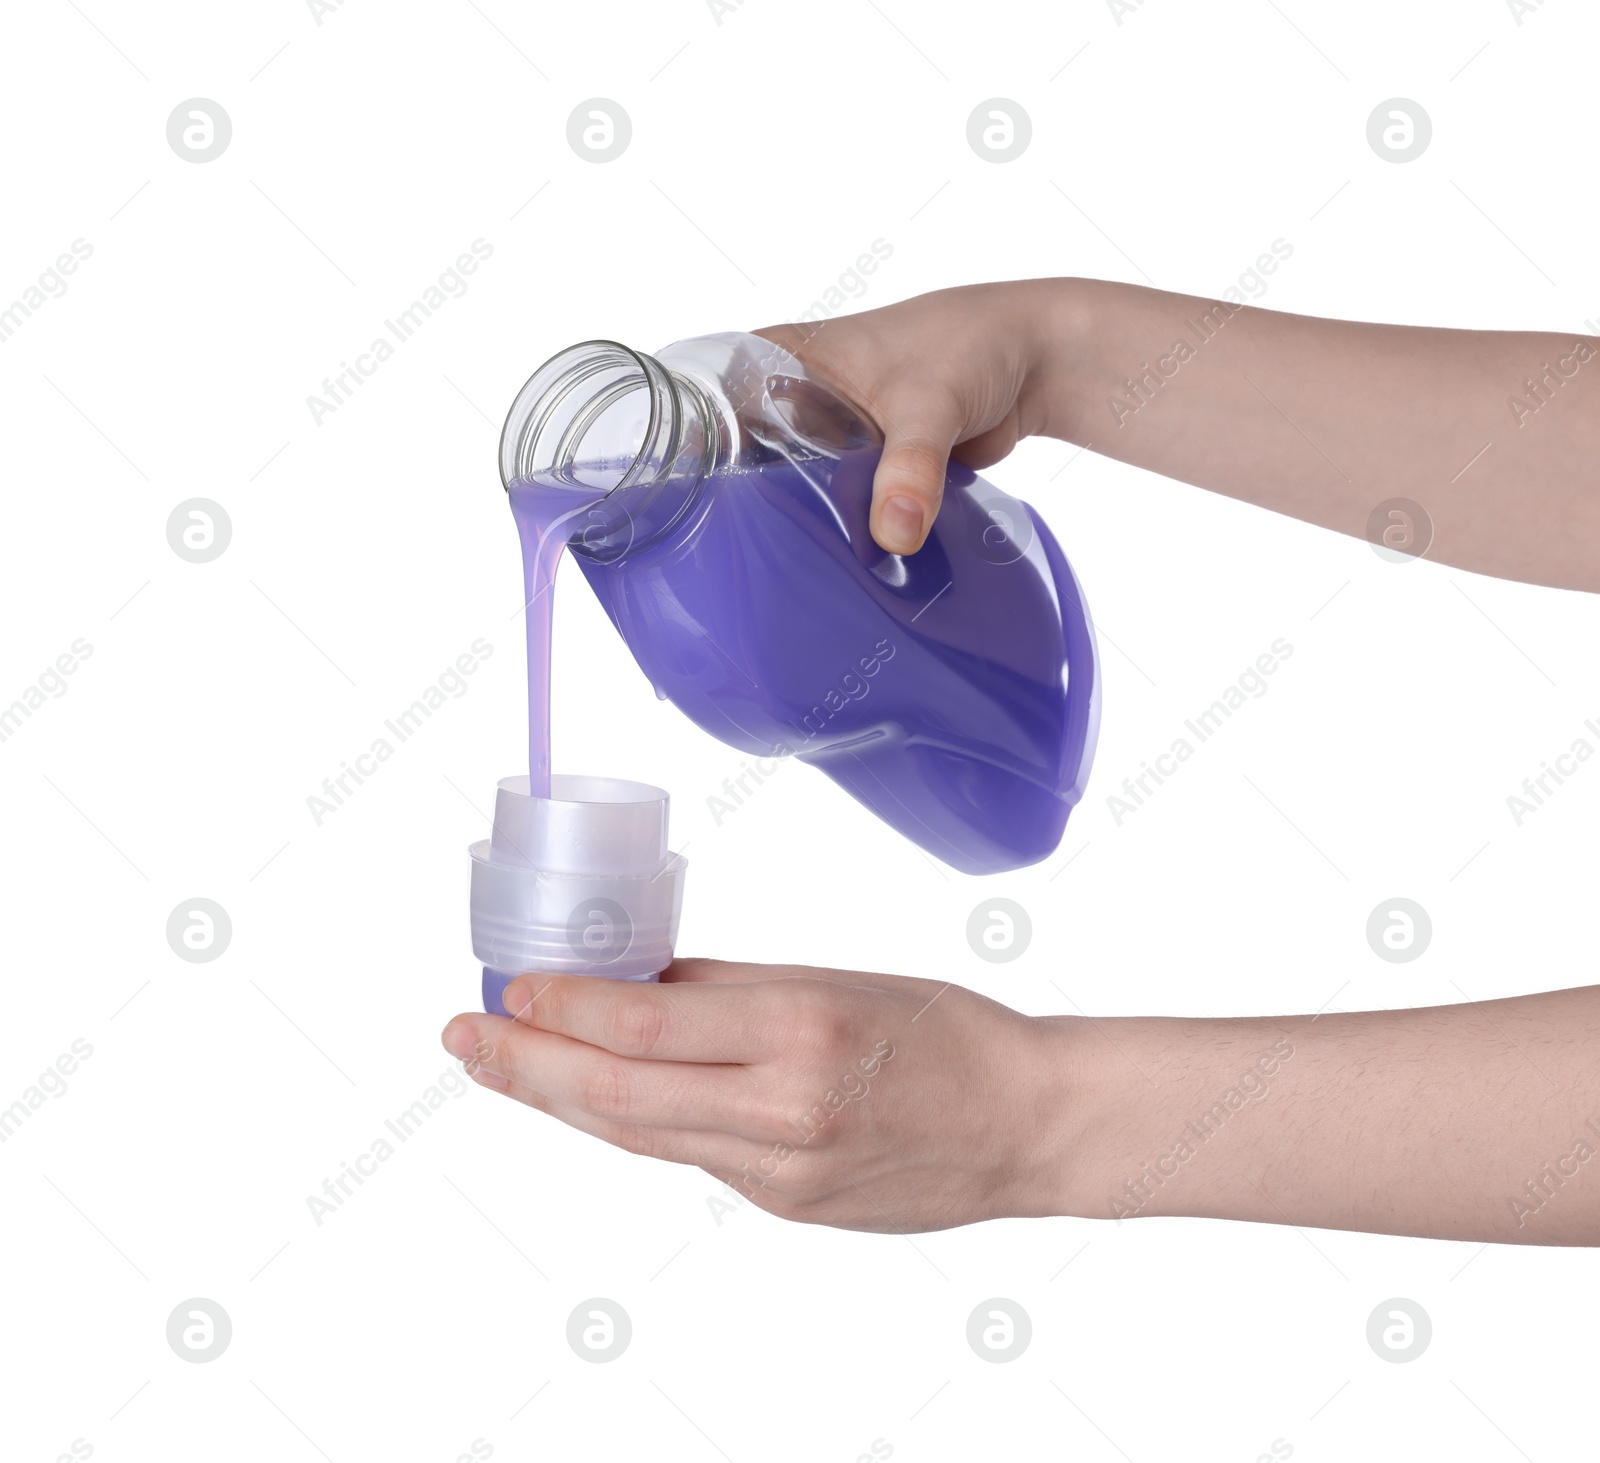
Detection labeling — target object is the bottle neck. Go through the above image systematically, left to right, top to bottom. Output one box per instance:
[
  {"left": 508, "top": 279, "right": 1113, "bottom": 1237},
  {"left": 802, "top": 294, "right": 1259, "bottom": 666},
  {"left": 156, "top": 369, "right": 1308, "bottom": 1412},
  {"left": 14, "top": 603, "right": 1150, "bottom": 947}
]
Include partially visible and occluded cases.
[{"left": 499, "top": 340, "right": 715, "bottom": 562}]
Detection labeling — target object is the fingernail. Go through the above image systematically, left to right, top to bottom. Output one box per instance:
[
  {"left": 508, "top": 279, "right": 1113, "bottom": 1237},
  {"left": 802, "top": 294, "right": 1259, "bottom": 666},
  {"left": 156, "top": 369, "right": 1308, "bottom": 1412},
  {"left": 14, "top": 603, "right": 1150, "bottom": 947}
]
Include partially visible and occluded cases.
[
  {"left": 879, "top": 495, "right": 925, "bottom": 553},
  {"left": 503, "top": 979, "right": 531, "bottom": 1016},
  {"left": 441, "top": 1020, "right": 476, "bottom": 1061}
]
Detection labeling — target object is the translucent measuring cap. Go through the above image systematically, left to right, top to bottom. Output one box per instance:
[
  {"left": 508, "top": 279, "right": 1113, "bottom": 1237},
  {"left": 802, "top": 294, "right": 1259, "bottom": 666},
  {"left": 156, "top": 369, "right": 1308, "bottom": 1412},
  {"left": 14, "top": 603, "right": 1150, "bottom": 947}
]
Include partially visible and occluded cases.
[{"left": 469, "top": 774, "right": 688, "bottom": 1012}]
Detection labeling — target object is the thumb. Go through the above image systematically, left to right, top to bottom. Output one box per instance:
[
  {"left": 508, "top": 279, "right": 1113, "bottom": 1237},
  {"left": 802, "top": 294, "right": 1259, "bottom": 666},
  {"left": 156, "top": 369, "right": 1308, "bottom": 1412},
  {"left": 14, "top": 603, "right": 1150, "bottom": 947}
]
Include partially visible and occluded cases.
[{"left": 870, "top": 411, "right": 954, "bottom": 555}]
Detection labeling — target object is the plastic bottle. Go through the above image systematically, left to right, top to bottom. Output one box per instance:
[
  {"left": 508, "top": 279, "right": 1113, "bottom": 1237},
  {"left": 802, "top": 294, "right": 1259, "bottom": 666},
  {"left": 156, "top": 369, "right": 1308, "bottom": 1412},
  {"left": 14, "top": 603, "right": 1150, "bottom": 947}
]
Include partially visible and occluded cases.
[{"left": 500, "top": 330, "right": 1100, "bottom": 876}]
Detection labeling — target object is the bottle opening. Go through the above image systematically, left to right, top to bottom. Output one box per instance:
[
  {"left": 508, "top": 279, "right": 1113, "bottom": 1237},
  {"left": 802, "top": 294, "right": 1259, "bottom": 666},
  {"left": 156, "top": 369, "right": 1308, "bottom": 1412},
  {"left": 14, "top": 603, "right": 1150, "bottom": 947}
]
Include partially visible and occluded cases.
[
  {"left": 500, "top": 340, "right": 712, "bottom": 558},
  {"left": 499, "top": 341, "right": 657, "bottom": 493}
]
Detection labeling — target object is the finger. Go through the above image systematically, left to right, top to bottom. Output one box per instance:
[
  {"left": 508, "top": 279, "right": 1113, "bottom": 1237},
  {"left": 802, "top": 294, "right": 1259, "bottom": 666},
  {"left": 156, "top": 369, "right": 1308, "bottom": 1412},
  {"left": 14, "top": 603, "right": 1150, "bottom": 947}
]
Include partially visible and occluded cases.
[
  {"left": 750, "top": 321, "right": 816, "bottom": 357},
  {"left": 752, "top": 323, "right": 952, "bottom": 555},
  {"left": 868, "top": 398, "right": 957, "bottom": 555},
  {"left": 952, "top": 408, "right": 1023, "bottom": 472},
  {"left": 659, "top": 957, "right": 759, "bottom": 985},
  {"left": 664, "top": 957, "right": 918, "bottom": 996},
  {"left": 503, "top": 974, "right": 786, "bottom": 1063},
  {"left": 442, "top": 1013, "right": 518, "bottom": 1072},
  {"left": 467, "top": 1020, "right": 778, "bottom": 1139},
  {"left": 469, "top": 1068, "right": 771, "bottom": 1173},
  {"left": 546, "top": 1100, "right": 772, "bottom": 1173}
]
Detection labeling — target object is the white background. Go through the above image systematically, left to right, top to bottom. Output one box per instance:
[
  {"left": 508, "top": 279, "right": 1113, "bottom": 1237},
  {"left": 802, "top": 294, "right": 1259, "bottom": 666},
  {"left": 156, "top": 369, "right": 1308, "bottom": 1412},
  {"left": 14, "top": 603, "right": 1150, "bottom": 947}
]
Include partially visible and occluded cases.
[{"left": 3, "top": 1, "right": 1598, "bottom": 1459}]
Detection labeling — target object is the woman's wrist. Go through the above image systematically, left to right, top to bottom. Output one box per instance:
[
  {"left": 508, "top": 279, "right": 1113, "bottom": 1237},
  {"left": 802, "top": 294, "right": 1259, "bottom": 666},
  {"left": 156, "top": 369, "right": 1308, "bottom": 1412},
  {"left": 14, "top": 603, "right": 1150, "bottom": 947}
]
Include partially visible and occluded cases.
[
  {"left": 1019, "top": 276, "right": 1105, "bottom": 445},
  {"left": 1020, "top": 1008, "right": 1304, "bottom": 1225},
  {"left": 1012, "top": 1010, "right": 1130, "bottom": 1221}
]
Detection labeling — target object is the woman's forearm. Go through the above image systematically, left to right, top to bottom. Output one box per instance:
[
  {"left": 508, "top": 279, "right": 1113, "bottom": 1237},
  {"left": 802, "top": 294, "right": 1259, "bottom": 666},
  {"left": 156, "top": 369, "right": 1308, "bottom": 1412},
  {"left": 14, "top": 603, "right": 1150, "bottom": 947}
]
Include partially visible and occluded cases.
[
  {"left": 1037, "top": 278, "right": 1600, "bottom": 590},
  {"left": 764, "top": 279, "right": 1600, "bottom": 584},
  {"left": 1049, "top": 984, "right": 1600, "bottom": 1243}
]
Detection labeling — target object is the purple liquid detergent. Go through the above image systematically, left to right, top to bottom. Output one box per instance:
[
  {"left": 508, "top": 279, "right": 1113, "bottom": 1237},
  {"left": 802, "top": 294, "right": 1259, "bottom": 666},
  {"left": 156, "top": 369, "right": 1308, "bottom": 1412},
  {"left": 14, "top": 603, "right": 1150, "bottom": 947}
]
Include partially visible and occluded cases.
[
  {"left": 501, "top": 332, "right": 1100, "bottom": 876},
  {"left": 513, "top": 484, "right": 605, "bottom": 799}
]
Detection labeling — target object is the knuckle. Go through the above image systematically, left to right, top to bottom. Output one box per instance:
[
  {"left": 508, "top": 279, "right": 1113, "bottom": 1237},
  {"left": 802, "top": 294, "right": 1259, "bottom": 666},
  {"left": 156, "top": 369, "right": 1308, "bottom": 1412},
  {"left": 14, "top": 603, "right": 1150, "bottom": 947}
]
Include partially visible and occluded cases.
[
  {"left": 759, "top": 323, "right": 814, "bottom": 360},
  {"left": 881, "top": 435, "right": 947, "bottom": 484},
  {"left": 523, "top": 976, "right": 567, "bottom": 1028},
  {"left": 790, "top": 989, "right": 852, "bottom": 1058},
  {"left": 607, "top": 991, "right": 668, "bottom": 1057},
  {"left": 485, "top": 1026, "right": 534, "bottom": 1080},
  {"left": 460, "top": 1033, "right": 498, "bottom": 1077},
  {"left": 578, "top": 1060, "right": 632, "bottom": 1119},
  {"left": 745, "top": 1092, "right": 800, "bottom": 1144},
  {"left": 792, "top": 1099, "right": 845, "bottom": 1151},
  {"left": 809, "top": 1108, "right": 849, "bottom": 1149},
  {"left": 607, "top": 1122, "right": 660, "bottom": 1158},
  {"left": 765, "top": 1153, "right": 829, "bottom": 1207},
  {"left": 751, "top": 1191, "right": 805, "bottom": 1224}
]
